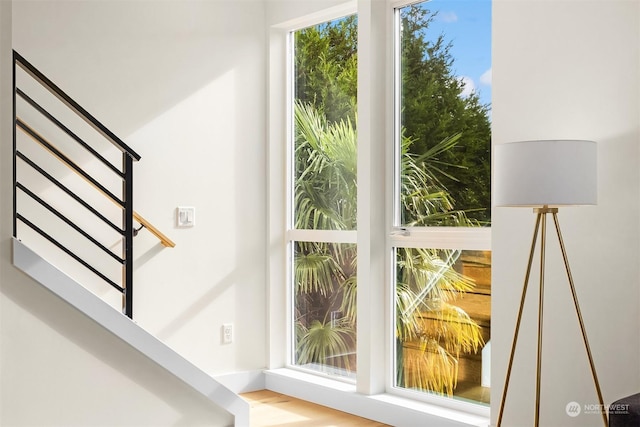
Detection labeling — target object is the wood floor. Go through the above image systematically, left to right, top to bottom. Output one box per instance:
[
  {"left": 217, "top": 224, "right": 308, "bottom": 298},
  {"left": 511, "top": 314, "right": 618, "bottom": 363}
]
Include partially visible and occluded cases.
[{"left": 241, "top": 390, "right": 389, "bottom": 427}]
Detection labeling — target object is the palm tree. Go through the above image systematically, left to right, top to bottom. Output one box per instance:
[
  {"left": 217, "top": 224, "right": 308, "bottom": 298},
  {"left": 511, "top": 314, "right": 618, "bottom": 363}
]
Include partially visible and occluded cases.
[
  {"left": 293, "top": 101, "right": 483, "bottom": 394},
  {"left": 293, "top": 102, "right": 357, "bottom": 373},
  {"left": 395, "top": 131, "right": 484, "bottom": 395}
]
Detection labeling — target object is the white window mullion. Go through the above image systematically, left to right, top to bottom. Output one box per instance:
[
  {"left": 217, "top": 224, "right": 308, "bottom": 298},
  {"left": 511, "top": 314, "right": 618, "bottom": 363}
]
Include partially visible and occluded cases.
[
  {"left": 355, "top": 0, "right": 390, "bottom": 396},
  {"left": 392, "top": 5, "right": 403, "bottom": 228},
  {"left": 267, "top": 26, "right": 290, "bottom": 370}
]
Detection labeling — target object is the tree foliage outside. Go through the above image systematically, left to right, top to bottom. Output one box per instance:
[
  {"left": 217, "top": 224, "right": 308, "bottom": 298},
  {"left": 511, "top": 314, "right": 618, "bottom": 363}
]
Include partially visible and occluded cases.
[
  {"left": 292, "top": 3, "right": 491, "bottom": 398},
  {"left": 399, "top": 5, "right": 491, "bottom": 225},
  {"left": 294, "top": 8, "right": 492, "bottom": 224},
  {"left": 294, "top": 15, "right": 358, "bottom": 125},
  {"left": 293, "top": 18, "right": 360, "bottom": 376},
  {"left": 293, "top": 101, "right": 358, "bottom": 373}
]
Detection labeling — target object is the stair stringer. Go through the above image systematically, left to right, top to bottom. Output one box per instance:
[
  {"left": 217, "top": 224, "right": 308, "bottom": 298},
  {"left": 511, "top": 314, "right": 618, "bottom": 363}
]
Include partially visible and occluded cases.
[{"left": 11, "top": 237, "right": 250, "bottom": 427}]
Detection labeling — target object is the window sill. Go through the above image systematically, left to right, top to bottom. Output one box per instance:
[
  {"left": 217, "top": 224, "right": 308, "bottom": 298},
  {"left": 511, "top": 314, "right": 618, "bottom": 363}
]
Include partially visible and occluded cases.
[{"left": 264, "top": 368, "right": 490, "bottom": 427}]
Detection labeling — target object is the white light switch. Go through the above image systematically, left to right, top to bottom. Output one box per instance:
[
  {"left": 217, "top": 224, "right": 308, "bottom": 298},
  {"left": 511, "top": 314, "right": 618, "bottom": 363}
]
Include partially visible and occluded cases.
[{"left": 177, "top": 206, "right": 195, "bottom": 227}]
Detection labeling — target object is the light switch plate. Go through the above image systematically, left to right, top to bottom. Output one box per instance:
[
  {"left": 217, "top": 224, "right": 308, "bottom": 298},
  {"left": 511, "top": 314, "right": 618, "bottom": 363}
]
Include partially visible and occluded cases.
[{"left": 177, "top": 206, "right": 195, "bottom": 227}]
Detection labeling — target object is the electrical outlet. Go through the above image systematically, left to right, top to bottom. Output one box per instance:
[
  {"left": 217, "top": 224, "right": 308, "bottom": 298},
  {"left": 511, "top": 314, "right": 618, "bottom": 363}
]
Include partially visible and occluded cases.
[{"left": 222, "top": 323, "right": 233, "bottom": 344}]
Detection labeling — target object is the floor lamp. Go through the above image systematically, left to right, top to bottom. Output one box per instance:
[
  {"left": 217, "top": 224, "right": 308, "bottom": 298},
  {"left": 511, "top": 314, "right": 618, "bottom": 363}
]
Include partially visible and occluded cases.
[{"left": 494, "top": 140, "right": 607, "bottom": 427}]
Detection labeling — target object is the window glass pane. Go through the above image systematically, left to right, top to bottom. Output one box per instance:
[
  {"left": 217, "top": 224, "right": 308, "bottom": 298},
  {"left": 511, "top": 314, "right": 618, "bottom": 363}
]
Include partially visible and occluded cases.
[
  {"left": 397, "top": 0, "right": 491, "bottom": 226},
  {"left": 290, "top": 15, "right": 358, "bottom": 380},
  {"left": 293, "top": 16, "right": 358, "bottom": 231},
  {"left": 293, "top": 241, "right": 357, "bottom": 379},
  {"left": 395, "top": 248, "right": 491, "bottom": 404}
]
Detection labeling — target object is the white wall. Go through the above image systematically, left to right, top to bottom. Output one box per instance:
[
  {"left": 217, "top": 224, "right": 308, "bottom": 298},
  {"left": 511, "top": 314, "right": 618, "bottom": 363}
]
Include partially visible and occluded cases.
[
  {"left": 11, "top": 0, "right": 268, "bottom": 378},
  {"left": 266, "top": 0, "right": 354, "bottom": 26},
  {"left": 2, "top": 1, "right": 237, "bottom": 425},
  {"left": 492, "top": 1, "right": 640, "bottom": 426}
]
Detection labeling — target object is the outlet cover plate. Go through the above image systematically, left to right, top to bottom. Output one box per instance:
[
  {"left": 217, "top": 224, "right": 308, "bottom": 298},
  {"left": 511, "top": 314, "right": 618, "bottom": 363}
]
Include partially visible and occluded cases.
[{"left": 222, "top": 323, "right": 233, "bottom": 344}]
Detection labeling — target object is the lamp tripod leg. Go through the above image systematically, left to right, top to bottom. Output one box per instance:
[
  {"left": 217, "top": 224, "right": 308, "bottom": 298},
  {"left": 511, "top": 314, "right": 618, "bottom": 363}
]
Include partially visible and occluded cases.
[
  {"left": 534, "top": 212, "right": 548, "bottom": 427},
  {"left": 496, "top": 213, "right": 543, "bottom": 427},
  {"left": 552, "top": 213, "right": 608, "bottom": 427}
]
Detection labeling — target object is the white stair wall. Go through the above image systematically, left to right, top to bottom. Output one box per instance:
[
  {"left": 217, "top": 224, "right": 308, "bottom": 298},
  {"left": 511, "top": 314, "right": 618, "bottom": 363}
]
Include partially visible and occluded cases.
[{"left": 11, "top": 237, "right": 249, "bottom": 426}]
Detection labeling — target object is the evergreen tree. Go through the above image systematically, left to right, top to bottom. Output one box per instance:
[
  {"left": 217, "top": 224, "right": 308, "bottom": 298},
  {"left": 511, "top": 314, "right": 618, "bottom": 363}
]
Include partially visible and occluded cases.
[
  {"left": 400, "top": 5, "right": 491, "bottom": 223},
  {"left": 294, "top": 6, "right": 492, "bottom": 223},
  {"left": 294, "top": 15, "right": 358, "bottom": 124}
]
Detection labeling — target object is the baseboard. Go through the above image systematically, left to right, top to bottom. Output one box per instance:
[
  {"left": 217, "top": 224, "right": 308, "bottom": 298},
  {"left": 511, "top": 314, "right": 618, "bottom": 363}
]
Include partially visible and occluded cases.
[{"left": 214, "top": 370, "right": 266, "bottom": 394}]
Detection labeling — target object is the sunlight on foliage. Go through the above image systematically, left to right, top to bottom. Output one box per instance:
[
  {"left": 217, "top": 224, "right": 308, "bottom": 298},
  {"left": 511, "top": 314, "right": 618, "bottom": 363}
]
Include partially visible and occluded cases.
[
  {"left": 293, "top": 103, "right": 484, "bottom": 395},
  {"left": 296, "top": 319, "right": 355, "bottom": 371}
]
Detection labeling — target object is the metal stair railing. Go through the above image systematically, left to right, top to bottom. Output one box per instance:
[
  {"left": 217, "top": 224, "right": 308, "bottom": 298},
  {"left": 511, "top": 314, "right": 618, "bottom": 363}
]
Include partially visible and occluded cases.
[{"left": 12, "top": 50, "right": 175, "bottom": 319}]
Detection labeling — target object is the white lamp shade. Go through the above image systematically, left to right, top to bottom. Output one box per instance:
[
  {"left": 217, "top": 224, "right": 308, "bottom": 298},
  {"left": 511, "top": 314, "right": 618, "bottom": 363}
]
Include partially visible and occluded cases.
[{"left": 494, "top": 140, "right": 597, "bottom": 207}]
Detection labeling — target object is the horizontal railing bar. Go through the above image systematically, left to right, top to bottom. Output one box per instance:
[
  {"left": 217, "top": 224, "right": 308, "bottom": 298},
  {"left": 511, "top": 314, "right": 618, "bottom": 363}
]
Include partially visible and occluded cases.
[
  {"left": 13, "top": 50, "right": 141, "bottom": 162},
  {"left": 16, "top": 88, "right": 124, "bottom": 179},
  {"left": 14, "top": 94, "right": 174, "bottom": 248},
  {"left": 17, "top": 118, "right": 125, "bottom": 208},
  {"left": 17, "top": 141, "right": 175, "bottom": 248},
  {"left": 16, "top": 151, "right": 125, "bottom": 235},
  {"left": 17, "top": 182, "right": 125, "bottom": 265},
  {"left": 17, "top": 213, "right": 125, "bottom": 293}
]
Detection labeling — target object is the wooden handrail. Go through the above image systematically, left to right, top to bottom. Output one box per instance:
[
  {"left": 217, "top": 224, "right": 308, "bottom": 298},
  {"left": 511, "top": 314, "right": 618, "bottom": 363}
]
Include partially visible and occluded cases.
[
  {"left": 16, "top": 119, "right": 175, "bottom": 248},
  {"left": 133, "top": 212, "right": 175, "bottom": 248}
]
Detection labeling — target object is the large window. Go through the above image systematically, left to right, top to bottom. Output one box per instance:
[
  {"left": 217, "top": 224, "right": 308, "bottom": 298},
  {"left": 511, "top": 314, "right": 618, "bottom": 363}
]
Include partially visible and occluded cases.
[
  {"left": 280, "top": 0, "right": 491, "bottom": 411},
  {"left": 392, "top": 0, "right": 492, "bottom": 405},
  {"left": 289, "top": 15, "right": 358, "bottom": 379}
]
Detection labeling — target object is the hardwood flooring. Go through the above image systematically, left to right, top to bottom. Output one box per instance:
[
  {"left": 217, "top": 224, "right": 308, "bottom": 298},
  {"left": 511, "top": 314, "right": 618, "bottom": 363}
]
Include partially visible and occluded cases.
[{"left": 241, "top": 390, "right": 389, "bottom": 427}]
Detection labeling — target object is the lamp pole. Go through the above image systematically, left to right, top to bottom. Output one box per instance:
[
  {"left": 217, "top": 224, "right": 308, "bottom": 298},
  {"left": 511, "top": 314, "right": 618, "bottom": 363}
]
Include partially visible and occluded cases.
[{"left": 496, "top": 207, "right": 607, "bottom": 427}]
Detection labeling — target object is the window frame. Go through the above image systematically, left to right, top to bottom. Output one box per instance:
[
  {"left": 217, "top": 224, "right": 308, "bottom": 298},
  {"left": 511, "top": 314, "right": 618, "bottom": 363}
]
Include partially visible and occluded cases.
[
  {"left": 268, "top": 0, "right": 491, "bottom": 419},
  {"left": 388, "top": 0, "right": 492, "bottom": 411},
  {"left": 284, "top": 8, "right": 360, "bottom": 382}
]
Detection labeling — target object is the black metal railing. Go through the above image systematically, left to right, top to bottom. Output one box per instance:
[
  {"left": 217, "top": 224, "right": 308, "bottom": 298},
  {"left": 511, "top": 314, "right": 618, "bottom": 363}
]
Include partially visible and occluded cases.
[{"left": 13, "top": 50, "right": 142, "bottom": 318}]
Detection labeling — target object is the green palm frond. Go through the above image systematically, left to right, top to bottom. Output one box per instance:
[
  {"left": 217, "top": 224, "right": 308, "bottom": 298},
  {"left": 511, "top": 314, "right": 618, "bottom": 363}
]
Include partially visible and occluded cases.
[
  {"left": 294, "top": 101, "right": 357, "bottom": 231},
  {"left": 293, "top": 102, "right": 485, "bottom": 397},
  {"left": 400, "top": 131, "right": 474, "bottom": 227},
  {"left": 396, "top": 248, "right": 476, "bottom": 341},
  {"left": 295, "top": 250, "right": 338, "bottom": 295},
  {"left": 338, "top": 275, "right": 357, "bottom": 325},
  {"left": 396, "top": 280, "right": 428, "bottom": 342},
  {"left": 418, "top": 302, "right": 484, "bottom": 357},
  {"left": 296, "top": 319, "right": 355, "bottom": 371},
  {"left": 403, "top": 338, "right": 458, "bottom": 396}
]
